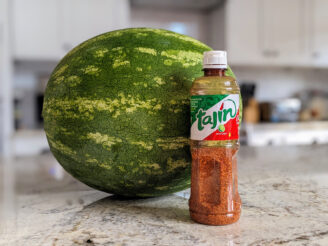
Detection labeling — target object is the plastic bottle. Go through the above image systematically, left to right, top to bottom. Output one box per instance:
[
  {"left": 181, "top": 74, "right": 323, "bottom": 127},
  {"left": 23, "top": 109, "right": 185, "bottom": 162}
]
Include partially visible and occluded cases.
[{"left": 189, "top": 51, "right": 241, "bottom": 225}]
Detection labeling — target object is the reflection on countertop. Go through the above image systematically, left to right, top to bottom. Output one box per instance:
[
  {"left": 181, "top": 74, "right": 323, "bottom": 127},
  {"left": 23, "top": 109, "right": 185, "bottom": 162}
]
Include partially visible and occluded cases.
[{"left": 1, "top": 145, "right": 328, "bottom": 245}]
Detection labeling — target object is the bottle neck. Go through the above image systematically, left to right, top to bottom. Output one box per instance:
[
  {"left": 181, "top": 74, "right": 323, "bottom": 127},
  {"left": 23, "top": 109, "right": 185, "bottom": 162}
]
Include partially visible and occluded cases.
[{"left": 204, "top": 68, "right": 226, "bottom": 77}]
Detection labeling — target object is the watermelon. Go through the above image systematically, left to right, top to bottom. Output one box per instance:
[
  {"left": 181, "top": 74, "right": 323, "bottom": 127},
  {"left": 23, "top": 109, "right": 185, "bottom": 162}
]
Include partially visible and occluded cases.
[{"left": 43, "top": 28, "right": 237, "bottom": 197}]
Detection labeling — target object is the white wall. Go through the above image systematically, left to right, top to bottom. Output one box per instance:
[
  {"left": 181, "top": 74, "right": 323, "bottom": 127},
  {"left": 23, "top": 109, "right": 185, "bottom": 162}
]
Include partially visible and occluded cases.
[
  {"left": 0, "top": 0, "right": 14, "bottom": 156},
  {"left": 130, "top": 6, "right": 209, "bottom": 44},
  {"left": 207, "top": 6, "right": 225, "bottom": 50},
  {"left": 232, "top": 66, "right": 328, "bottom": 102}
]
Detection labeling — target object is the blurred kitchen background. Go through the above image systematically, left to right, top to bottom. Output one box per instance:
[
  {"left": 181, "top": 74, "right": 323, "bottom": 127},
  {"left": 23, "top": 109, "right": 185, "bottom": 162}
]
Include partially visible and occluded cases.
[{"left": 1, "top": 0, "right": 328, "bottom": 157}]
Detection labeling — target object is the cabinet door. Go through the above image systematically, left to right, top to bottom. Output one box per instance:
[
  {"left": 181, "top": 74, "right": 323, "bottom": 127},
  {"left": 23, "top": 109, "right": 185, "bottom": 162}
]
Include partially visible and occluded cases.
[
  {"left": 13, "top": 0, "right": 62, "bottom": 60},
  {"left": 59, "top": 0, "right": 130, "bottom": 54},
  {"left": 226, "top": 0, "right": 262, "bottom": 65},
  {"left": 260, "top": 0, "right": 305, "bottom": 65},
  {"left": 308, "top": 0, "right": 328, "bottom": 66}
]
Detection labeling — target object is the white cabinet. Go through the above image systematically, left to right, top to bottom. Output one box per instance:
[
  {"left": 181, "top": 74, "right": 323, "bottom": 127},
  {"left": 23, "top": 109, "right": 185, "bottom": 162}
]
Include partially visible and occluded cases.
[
  {"left": 13, "top": 0, "right": 130, "bottom": 60},
  {"left": 13, "top": 0, "right": 62, "bottom": 60},
  {"left": 59, "top": 0, "right": 130, "bottom": 54},
  {"left": 225, "top": 0, "right": 314, "bottom": 67},
  {"left": 226, "top": 0, "right": 262, "bottom": 64},
  {"left": 260, "top": 0, "right": 305, "bottom": 66},
  {"left": 307, "top": 0, "right": 328, "bottom": 66}
]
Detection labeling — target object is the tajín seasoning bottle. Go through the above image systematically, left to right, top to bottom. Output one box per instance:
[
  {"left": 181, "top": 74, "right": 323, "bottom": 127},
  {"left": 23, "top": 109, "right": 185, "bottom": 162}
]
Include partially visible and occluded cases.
[{"left": 189, "top": 51, "right": 241, "bottom": 225}]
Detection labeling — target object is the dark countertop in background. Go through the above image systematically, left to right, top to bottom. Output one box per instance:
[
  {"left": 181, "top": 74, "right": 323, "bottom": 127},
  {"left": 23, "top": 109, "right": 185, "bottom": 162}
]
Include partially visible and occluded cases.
[{"left": 1, "top": 145, "right": 328, "bottom": 245}]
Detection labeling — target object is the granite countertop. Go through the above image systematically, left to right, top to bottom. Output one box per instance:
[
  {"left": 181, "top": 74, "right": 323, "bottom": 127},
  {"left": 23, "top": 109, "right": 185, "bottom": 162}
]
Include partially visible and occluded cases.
[{"left": 1, "top": 145, "right": 328, "bottom": 245}]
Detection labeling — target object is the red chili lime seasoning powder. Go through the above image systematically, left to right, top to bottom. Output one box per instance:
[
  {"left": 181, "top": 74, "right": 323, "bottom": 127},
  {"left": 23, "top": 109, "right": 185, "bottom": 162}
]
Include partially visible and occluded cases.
[{"left": 189, "top": 51, "right": 241, "bottom": 225}]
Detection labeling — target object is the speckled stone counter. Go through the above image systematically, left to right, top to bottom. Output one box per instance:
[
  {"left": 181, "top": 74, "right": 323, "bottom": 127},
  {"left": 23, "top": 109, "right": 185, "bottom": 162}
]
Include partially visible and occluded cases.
[{"left": 1, "top": 145, "right": 328, "bottom": 245}]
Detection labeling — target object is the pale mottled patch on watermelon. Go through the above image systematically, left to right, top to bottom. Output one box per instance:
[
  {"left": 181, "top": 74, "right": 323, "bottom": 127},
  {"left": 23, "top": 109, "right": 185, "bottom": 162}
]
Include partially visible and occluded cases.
[
  {"left": 136, "top": 32, "right": 148, "bottom": 38},
  {"left": 111, "top": 47, "right": 124, "bottom": 52},
  {"left": 135, "top": 47, "right": 157, "bottom": 56},
  {"left": 94, "top": 48, "right": 109, "bottom": 58},
  {"left": 161, "top": 50, "right": 202, "bottom": 67},
  {"left": 71, "top": 56, "right": 83, "bottom": 64},
  {"left": 113, "top": 59, "right": 130, "bottom": 68},
  {"left": 164, "top": 59, "right": 173, "bottom": 66},
  {"left": 53, "top": 64, "right": 68, "bottom": 78},
  {"left": 82, "top": 65, "right": 100, "bottom": 76},
  {"left": 66, "top": 75, "right": 82, "bottom": 87},
  {"left": 54, "top": 76, "right": 65, "bottom": 84},
  {"left": 153, "top": 76, "right": 165, "bottom": 86},
  {"left": 132, "top": 81, "right": 147, "bottom": 88},
  {"left": 44, "top": 94, "right": 163, "bottom": 120},
  {"left": 43, "top": 98, "right": 95, "bottom": 120},
  {"left": 153, "top": 104, "right": 162, "bottom": 110},
  {"left": 157, "top": 124, "right": 165, "bottom": 131},
  {"left": 59, "top": 127, "right": 74, "bottom": 136},
  {"left": 87, "top": 132, "right": 122, "bottom": 150},
  {"left": 156, "top": 137, "right": 189, "bottom": 150},
  {"left": 47, "top": 138, "right": 76, "bottom": 156},
  {"left": 127, "top": 139, "right": 153, "bottom": 150},
  {"left": 167, "top": 157, "right": 189, "bottom": 172},
  {"left": 86, "top": 158, "right": 98, "bottom": 163},
  {"left": 99, "top": 163, "right": 112, "bottom": 170},
  {"left": 140, "top": 163, "right": 161, "bottom": 170},
  {"left": 118, "top": 166, "right": 126, "bottom": 172},
  {"left": 131, "top": 167, "right": 139, "bottom": 173},
  {"left": 143, "top": 168, "right": 163, "bottom": 175}
]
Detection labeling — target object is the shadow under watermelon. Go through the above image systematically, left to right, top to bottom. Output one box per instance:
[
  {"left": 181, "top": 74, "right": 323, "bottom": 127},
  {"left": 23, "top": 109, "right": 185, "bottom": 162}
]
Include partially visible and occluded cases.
[{"left": 81, "top": 194, "right": 193, "bottom": 224}]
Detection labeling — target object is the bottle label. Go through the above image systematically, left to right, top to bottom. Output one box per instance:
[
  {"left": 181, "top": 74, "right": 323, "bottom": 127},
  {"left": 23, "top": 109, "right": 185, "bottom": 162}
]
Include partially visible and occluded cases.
[{"left": 190, "top": 94, "right": 239, "bottom": 140}]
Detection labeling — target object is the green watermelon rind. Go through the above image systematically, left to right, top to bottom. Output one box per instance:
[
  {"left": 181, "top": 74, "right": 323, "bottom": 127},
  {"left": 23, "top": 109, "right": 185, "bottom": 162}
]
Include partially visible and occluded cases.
[{"left": 43, "top": 28, "right": 241, "bottom": 197}]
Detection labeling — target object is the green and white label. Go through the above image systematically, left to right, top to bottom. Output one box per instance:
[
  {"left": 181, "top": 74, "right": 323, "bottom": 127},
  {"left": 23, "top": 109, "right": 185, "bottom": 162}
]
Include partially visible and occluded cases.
[{"left": 190, "top": 94, "right": 239, "bottom": 141}]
